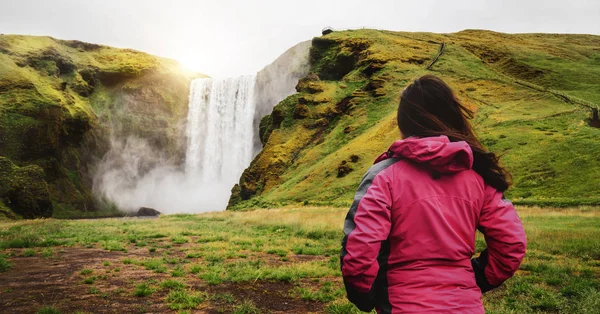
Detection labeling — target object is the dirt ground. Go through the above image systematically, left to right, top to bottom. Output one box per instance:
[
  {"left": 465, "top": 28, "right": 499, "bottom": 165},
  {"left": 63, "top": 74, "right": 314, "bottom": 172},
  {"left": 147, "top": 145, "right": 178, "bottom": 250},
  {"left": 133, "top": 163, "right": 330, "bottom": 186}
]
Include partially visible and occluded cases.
[{"left": 0, "top": 247, "right": 327, "bottom": 314}]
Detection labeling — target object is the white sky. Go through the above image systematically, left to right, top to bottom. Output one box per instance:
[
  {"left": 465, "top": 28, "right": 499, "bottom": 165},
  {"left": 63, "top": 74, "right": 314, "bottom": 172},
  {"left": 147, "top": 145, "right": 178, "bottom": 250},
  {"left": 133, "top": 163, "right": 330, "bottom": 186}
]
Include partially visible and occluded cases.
[{"left": 1, "top": 0, "right": 599, "bottom": 77}]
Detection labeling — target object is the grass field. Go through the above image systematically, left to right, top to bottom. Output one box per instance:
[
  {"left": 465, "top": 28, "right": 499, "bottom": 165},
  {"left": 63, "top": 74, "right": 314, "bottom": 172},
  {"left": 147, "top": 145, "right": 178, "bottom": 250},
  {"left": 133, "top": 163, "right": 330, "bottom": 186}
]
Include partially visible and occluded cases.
[{"left": 0, "top": 206, "right": 599, "bottom": 313}]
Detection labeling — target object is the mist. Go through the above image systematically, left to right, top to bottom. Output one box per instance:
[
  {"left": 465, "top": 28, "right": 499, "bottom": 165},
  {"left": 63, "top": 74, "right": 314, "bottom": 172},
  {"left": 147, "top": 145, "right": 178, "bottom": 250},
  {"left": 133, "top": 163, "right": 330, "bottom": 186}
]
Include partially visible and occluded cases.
[
  {"left": 252, "top": 40, "right": 311, "bottom": 152},
  {"left": 91, "top": 41, "right": 310, "bottom": 215},
  {"left": 93, "top": 136, "right": 231, "bottom": 214}
]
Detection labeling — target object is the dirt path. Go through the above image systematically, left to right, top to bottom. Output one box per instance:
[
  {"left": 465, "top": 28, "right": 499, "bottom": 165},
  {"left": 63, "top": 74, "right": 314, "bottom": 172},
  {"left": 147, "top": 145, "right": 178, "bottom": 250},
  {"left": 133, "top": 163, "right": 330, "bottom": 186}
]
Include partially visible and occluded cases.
[
  {"left": 426, "top": 43, "right": 446, "bottom": 70},
  {"left": 0, "top": 247, "right": 326, "bottom": 313}
]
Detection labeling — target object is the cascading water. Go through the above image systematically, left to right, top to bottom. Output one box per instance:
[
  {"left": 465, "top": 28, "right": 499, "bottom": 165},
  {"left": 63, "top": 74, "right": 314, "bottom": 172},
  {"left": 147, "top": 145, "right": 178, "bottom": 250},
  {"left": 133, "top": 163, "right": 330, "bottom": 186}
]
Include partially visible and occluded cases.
[
  {"left": 93, "top": 41, "right": 309, "bottom": 214},
  {"left": 92, "top": 76, "right": 258, "bottom": 214},
  {"left": 185, "top": 76, "right": 256, "bottom": 186}
]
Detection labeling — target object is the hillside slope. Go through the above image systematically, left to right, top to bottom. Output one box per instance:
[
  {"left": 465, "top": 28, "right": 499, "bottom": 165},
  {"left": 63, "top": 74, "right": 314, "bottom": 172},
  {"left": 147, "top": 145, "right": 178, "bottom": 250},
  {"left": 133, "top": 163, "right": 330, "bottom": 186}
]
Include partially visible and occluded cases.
[
  {"left": 229, "top": 29, "right": 600, "bottom": 209},
  {"left": 0, "top": 35, "right": 203, "bottom": 218}
]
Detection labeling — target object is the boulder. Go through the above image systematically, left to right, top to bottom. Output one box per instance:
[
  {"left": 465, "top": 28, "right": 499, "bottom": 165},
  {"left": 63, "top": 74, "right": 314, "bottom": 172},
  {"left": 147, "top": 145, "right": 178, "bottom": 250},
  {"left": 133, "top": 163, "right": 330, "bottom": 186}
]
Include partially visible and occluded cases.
[{"left": 137, "top": 207, "right": 162, "bottom": 217}]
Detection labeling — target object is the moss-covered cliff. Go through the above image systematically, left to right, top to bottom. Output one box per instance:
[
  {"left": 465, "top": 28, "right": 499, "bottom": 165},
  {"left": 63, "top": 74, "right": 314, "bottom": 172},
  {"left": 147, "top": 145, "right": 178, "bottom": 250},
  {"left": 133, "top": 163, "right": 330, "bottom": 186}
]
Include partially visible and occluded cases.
[
  {"left": 229, "top": 29, "right": 600, "bottom": 209},
  {"left": 0, "top": 35, "right": 203, "bottom": 218}
]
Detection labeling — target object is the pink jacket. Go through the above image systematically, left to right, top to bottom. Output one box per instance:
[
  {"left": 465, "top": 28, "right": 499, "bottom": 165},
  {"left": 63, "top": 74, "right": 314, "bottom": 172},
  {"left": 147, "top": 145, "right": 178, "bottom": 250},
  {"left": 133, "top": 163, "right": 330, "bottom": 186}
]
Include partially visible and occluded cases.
[{"left": 341, "top": 136, "right": 526, "bottom": 313}]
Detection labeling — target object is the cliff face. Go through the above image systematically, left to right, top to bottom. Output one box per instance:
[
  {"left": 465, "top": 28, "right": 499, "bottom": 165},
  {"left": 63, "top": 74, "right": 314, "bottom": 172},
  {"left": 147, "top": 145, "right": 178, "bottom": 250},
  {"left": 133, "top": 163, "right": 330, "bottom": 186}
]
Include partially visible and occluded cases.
[
  {"left": 229, "top": 29, "right": 600, "bottom": 209},
  {"left": 0, "top": 35, "right": 203, "bottom": 218},
  {"left": 252, "top": 41, "right": 311, "bottom": 154}
]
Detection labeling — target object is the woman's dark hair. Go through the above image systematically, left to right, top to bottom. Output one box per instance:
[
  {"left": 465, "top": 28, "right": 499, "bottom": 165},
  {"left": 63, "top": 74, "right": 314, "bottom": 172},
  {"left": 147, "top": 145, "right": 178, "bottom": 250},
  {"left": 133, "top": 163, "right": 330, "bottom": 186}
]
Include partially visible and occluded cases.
[{"left": 397, "top": 74, "right": 511, "bottom": 191}]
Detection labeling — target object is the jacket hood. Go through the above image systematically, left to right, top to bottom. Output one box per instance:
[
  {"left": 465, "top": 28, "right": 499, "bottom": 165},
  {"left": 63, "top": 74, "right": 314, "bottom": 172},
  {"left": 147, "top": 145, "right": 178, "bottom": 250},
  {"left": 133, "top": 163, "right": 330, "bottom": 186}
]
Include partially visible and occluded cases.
[{"left": 374, "top": 136, "right": 473, "bottom": 173}]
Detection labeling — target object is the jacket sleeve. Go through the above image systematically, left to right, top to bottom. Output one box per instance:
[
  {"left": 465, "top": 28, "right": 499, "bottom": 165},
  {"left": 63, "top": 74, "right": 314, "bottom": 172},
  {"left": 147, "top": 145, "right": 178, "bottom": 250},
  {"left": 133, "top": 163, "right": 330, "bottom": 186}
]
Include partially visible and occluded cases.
[
  {"left": 341, "top": 168, "right": 392, "bottom": 311},
  {"left": 472, "top": 186, "right": 527, "bottom": 292}
]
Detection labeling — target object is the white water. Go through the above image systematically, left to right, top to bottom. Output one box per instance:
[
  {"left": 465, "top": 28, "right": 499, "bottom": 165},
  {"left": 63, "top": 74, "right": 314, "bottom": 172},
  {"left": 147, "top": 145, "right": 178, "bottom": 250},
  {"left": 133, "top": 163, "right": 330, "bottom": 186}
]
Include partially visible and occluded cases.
[
  {"left": 93, "top": 41, "right": 310, "bottom": 214},
  {"left": 185, "top": 76, "right": 256, "bottom": 186},
  {"left": 93, "top": 136, "right": 230, "bottom": 213}
]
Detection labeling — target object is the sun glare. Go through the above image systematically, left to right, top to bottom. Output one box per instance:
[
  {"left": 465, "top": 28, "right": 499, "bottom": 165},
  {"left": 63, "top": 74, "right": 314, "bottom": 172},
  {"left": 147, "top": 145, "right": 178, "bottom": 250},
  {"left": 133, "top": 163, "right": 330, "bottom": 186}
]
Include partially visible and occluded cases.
[{"left": 174, "top": 54, "right": 207, "bottom": 75}]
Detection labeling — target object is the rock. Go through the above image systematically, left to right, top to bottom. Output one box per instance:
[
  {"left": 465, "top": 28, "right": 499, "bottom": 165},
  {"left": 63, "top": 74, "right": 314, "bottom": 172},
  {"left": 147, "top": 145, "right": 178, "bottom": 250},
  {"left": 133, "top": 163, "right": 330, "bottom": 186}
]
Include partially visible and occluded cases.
[
  {"left": 1, "top": 35, "right": 195, "bottom": 218},
  {"left": 310, "top": 37, "right": 371, "bottom": 80},
  {"left": 62, "top": 40, "right": 102, "bottom": 51},
  {"left": 28, "top": 47, "right": 77, "bottom": 75},
  {"left": 402, "top": 56, "right": 428, "bottom": 65},
  {"left": 362, "top": 61, "right": 386, "bottom": 76},
  {"left": 78, "top": 69, "right": 97, "bottom": 87},
  {"left": 305, "top": 72, "right": 320, "bottom": 82},
  {"left": 295, "top": 73, "right": 323, "bottom": 93},
  {"left": 70, "top": 74, "right": 95, "bottom": 97},
  {"left": 365, "top": 79, "right": 387, "bottom": 97},
  {"left": 366, "top": 79, "right": 386, "bottom": 91},
  {"left": 298, "top": 81, "right": 324, "bottom": 94},
  {"left": 373, "top": 88, "right": 387, "bottom": 97},
  {"left": 351, "top": 90, "right": 368, "bottom": 97},
  {"left": 334, "top": 96, "right": 354, "bottom": 114},
  {"left": 293, "top": 104, "right": 310, "bottom": 119},
  {"left": 270, "top": 107, "right": 285, "bottom": 128},
  {"left": 590, "top": 108, "right": 599, "bottom": 128},
  {"left": 259, "top": 114, "right": 272, "bottom": 145},
  {"left": 304, "top": 118, "right": 330, "bottom": 129},
  {"left": 343, "top": 125, "right": 357, "bottom": 134},
  {"left": 336, "top": 156, "right": 360, "bottom": 178},
  {"left": 0, "top": 157, "right": 53, "bottom": 219},
  {"left": 337, "top": 160, "right": 353, "bottom": 178},
  {"left": 228, "top": 184, "right": 242, "bottom": 208},
  {"left": 0, "top": 201, "right": 17, "bottom": 220},
  {"left": 136, "top": 207, "right": 161, "bottom": 217}
]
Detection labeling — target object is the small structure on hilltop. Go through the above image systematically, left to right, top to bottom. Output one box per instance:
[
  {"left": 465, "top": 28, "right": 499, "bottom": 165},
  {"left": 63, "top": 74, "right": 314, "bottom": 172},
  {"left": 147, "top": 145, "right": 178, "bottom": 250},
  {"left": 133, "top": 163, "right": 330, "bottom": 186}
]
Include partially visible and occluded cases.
[{"left": 322, "top": 27, "right": 334, "bottom": 36}]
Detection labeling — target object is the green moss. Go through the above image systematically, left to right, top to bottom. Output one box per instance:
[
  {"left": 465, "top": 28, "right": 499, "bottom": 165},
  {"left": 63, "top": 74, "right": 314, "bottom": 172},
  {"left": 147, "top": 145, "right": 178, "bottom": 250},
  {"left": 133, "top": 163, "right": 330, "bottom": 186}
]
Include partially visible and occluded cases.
[
  {"left": 0, "top": 34, "right": 205, "bottom": 217},
  {"left": 0, "top": 156, "right": 52, "bottom": 218}
]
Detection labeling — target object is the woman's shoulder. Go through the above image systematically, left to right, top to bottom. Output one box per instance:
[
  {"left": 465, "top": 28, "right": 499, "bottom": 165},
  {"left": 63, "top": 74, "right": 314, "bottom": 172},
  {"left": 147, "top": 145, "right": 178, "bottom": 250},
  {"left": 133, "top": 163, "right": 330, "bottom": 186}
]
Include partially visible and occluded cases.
[{"left": 365, "top": 157, "right": 404, "bottom": 179}]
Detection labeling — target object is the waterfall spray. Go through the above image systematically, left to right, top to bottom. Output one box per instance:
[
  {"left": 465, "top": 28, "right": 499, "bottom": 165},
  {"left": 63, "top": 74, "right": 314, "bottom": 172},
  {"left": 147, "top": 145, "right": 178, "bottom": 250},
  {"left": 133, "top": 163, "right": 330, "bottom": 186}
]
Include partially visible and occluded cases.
[{"left": 93, "top": 41, "right": 310, "bottom": 213}]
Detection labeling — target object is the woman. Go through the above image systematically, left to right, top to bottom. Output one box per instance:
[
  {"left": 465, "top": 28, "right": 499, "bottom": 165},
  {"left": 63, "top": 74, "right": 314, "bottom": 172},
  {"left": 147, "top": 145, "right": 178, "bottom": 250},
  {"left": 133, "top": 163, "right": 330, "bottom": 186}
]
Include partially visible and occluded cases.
[{"left": 341, "top": 75, "right": 526, "bottom": 313}]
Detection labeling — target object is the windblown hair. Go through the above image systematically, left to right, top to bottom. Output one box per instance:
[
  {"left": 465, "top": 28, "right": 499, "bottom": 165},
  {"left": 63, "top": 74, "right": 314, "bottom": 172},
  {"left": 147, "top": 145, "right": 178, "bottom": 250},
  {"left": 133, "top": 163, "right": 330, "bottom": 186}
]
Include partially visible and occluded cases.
[{"left": 397, "top": 74, "right": 511, "bottom": 191}]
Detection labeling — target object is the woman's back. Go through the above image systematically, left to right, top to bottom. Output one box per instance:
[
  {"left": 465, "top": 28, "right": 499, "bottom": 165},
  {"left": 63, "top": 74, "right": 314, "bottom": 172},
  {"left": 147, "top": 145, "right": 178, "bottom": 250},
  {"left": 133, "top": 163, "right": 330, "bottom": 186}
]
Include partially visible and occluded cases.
[
  {"left": 341, "top": 75, "right": 526, "bottom": 313},
  {"left": 342, "top": 136, "right": 526, "bottom": 313},
  {"left": 375, "top": 136, "right": 486, "bottom": 312}
]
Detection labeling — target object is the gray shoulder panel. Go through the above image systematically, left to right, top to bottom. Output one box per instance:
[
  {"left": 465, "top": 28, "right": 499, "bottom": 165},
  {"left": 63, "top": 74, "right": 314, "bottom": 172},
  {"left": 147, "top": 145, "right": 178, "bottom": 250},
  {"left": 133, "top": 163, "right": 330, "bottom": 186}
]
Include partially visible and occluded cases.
[{"left": 343, "top": 158, "right": 401, "bottom": 236}]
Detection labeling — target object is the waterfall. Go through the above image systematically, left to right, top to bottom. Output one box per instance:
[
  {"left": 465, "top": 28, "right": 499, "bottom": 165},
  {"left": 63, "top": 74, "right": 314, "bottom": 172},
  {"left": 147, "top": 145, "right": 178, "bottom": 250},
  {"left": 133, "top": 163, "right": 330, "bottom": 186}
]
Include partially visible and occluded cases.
[
  {"left": 183, "top": 40, "right": 311, "bottom": 195},
  {"left": 93, "top": 41, "right": 310, "bottom": 214},
  {"left": 91, "top": 76, "right": 258, "bottom": 214},
  {"left": 185, "top": 76, "right": 256, "bottom": 186}
]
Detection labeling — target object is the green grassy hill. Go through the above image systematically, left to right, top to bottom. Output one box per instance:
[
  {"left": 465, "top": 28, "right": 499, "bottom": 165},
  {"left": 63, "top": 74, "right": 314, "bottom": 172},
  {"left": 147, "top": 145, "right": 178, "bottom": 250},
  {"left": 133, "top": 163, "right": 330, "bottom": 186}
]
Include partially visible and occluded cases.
[
  {"left": 230, "top": 29, "right": 600, "bottom": 209},
  {"left": 0, "top": 35, "right": 203, "bottom": 218}
]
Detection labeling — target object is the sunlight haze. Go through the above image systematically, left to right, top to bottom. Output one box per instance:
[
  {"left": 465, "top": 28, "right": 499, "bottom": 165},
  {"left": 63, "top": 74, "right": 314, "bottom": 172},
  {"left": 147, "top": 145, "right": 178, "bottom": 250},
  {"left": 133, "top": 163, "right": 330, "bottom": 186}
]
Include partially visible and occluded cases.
[{"left": 1, "top": 0, "right": 599, "bottom": 76}]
